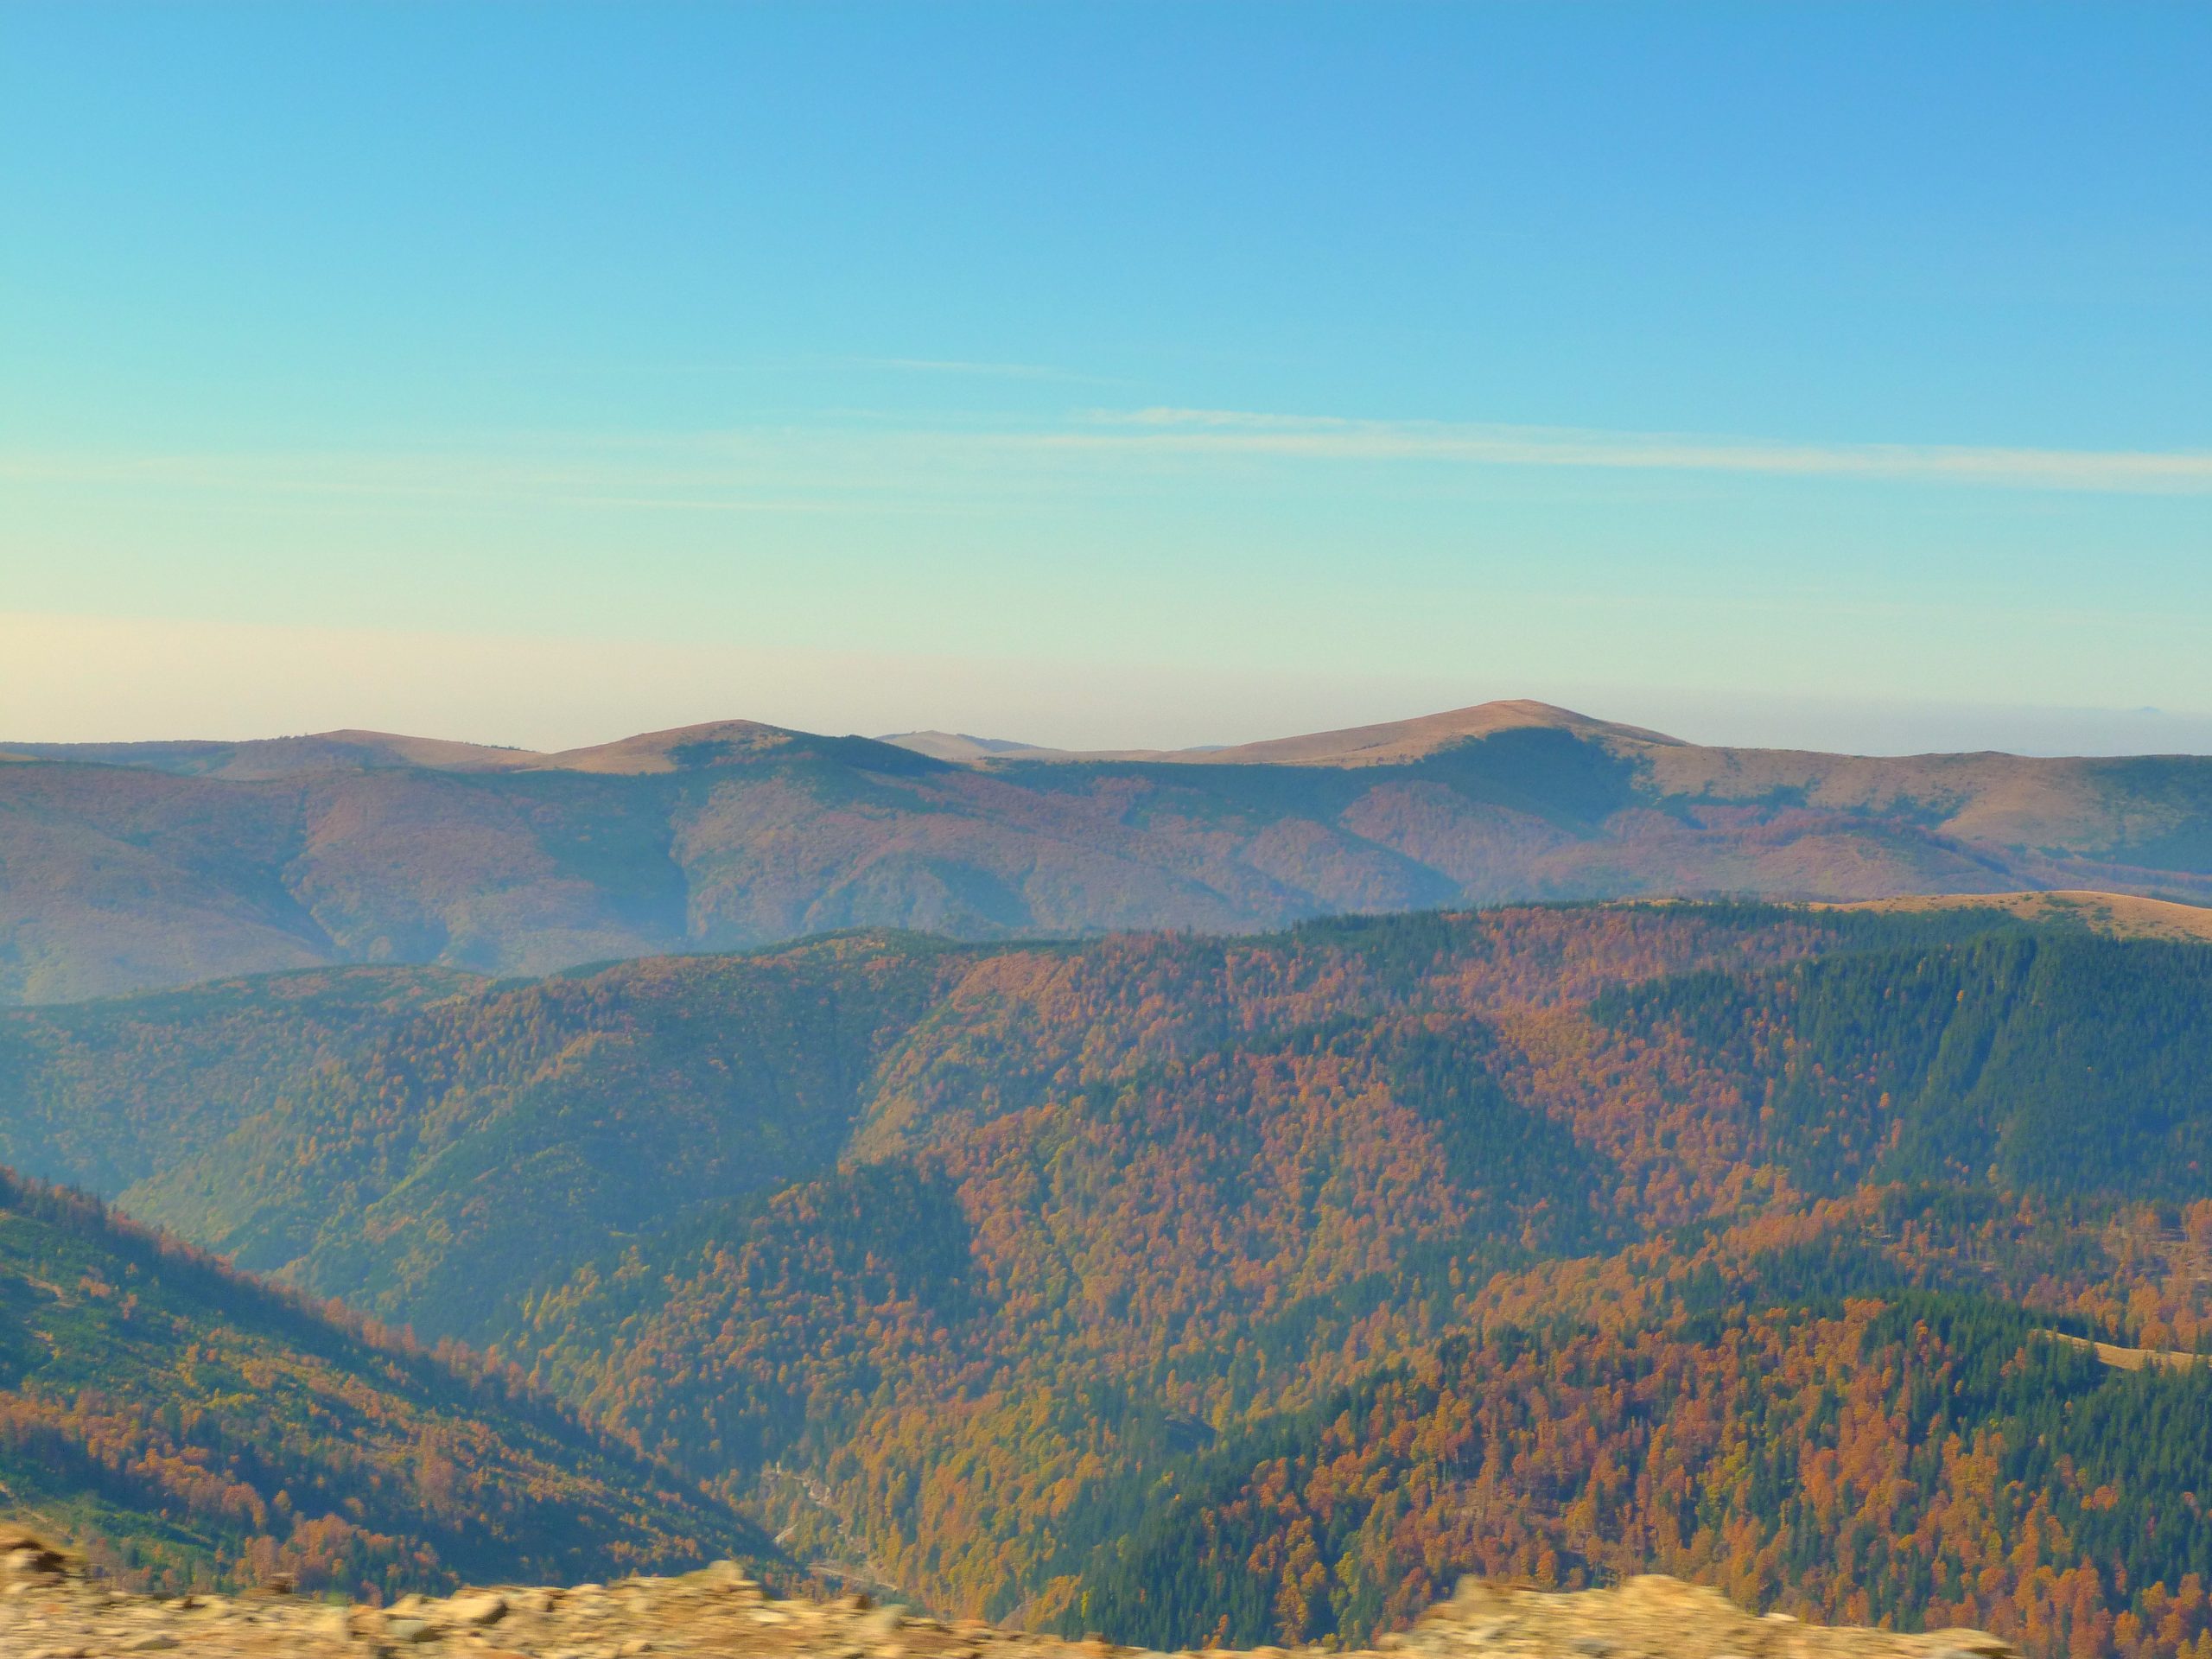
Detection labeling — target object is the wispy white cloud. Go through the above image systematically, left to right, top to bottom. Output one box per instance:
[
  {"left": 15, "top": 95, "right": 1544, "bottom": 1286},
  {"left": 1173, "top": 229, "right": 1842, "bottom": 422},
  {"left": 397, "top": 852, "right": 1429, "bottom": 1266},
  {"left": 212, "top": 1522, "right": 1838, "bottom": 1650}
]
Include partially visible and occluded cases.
[
  {"left": 5, "top": 407, "right": 2209, "bottom": 510},
  {"left": 1053, "top": 407, "right": 2212, "bottom": 493}
]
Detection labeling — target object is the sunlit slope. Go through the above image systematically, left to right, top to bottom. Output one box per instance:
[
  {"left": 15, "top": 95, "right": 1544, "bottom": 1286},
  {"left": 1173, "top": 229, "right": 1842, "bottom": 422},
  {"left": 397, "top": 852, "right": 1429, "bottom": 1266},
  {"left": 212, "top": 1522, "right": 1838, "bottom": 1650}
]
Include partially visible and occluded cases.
[{"left": 1822, "top": 887, "right": 2212, "bottom": 944}]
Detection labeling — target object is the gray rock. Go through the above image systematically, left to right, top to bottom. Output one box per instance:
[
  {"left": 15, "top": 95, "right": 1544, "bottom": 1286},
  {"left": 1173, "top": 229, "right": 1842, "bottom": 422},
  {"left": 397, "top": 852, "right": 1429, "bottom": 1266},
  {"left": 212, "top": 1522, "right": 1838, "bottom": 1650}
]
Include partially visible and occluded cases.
[{"left": 445, "top": 1591, "right": 509, "bottom": 1625}]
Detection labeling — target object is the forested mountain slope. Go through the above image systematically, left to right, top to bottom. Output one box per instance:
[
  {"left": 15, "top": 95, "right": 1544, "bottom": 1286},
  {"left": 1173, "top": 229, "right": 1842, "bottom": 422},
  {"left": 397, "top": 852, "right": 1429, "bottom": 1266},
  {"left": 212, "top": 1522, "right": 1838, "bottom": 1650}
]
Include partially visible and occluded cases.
[
  {"left": 6, "top": 700, "right": 2211, "bottom": 1002},
  {"left": 6, "top": 901, "right": 2212, "bottom": 1658},
  {"left": 0, "top": 903, "right": 1977, "bottom": 1332},
  {"left": 0, "top": 1169, "right": 772, "bottom": 1599},
  {"left": 1055, "top": 1290, "right": 2212, "bottom": 1655}
]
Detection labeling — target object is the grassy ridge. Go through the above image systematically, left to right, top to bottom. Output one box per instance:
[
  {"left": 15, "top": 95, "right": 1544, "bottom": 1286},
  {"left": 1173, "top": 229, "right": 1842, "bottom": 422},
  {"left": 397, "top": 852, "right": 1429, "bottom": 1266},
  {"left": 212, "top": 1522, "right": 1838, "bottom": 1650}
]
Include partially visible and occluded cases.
[{"left": 10, "top": 713, "right": 2212, "bottom": 1004}]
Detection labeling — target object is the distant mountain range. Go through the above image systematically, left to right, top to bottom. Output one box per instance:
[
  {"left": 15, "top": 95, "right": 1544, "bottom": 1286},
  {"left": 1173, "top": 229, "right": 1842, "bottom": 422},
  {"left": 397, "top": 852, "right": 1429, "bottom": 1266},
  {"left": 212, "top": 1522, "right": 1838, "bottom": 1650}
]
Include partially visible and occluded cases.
[{"left": 3, "top": 699, "right": 2209, "bottom": 1002}]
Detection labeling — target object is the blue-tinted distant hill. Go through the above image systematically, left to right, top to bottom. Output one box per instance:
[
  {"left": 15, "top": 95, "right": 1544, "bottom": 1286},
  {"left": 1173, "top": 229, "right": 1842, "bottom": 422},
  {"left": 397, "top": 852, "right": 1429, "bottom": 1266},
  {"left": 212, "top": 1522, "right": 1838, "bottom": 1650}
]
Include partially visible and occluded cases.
[{"left": 3, "top": 699, "right": 2209, "bottom": 1002}]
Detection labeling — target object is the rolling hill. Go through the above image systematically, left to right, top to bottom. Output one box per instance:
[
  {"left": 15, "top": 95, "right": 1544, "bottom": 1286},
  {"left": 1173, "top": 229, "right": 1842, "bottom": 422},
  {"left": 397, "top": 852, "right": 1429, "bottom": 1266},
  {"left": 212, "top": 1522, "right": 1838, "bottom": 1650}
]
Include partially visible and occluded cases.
[
  {"left": 3, "top": 701, "right": 2210, "bottom": 1003},
  {"left": 5, "top": 899, "right": 2212, "bottom": 1656},
  {"left": 0, "top": 1167, "right": 772, "bottom": 1599}
]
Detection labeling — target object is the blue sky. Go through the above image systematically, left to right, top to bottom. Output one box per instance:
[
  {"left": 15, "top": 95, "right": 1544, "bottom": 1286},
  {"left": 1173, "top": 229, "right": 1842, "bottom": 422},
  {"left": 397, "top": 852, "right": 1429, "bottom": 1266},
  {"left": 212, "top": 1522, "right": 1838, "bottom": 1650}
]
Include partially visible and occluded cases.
[{"left": 3, "top": 2, "right": 2208, "bottom": 752}]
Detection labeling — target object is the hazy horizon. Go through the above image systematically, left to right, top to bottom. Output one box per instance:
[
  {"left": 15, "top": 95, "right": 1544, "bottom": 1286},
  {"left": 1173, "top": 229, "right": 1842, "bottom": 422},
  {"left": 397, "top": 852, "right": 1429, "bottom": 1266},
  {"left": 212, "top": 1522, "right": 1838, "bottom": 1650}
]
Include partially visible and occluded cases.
[
  {"left": 4, "top": 4, "right": 2207, "bottom": 755},
  {"left": 7, "top": 607, "right": 2212, "bottom": 760}
]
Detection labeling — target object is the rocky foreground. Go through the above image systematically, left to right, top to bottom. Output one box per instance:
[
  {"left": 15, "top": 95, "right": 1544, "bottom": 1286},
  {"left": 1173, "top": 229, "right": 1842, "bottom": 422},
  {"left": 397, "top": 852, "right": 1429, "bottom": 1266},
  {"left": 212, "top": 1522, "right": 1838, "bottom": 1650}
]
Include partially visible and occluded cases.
[{"left": 0, "top": 1532, "right": 2017, "bottom": 1659}]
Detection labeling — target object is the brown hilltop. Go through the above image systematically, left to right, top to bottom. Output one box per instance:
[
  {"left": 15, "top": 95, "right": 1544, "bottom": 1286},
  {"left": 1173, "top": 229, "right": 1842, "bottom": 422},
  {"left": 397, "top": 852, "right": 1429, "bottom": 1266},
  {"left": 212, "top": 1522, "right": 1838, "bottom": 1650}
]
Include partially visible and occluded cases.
[
  {"left": 1162, "top": 698, "right": 1685, "bottom": 766},
  {"left": 875, "top": 699, "right": 1681, "bottom": 768},
  {"left": 537, "top": 719, "right": 805, "bottom": 775},
  {"left": 0, "top": 728, "right": 542, "bottom": 780},
  {"left": 1820, "top": 887, "right": 2212, "bottom": 944}
]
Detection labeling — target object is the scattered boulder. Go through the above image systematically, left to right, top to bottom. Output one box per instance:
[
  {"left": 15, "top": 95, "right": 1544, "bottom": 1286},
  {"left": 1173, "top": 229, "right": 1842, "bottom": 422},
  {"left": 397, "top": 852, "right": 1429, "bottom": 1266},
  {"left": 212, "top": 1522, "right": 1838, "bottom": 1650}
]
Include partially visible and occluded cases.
[
  {"left": 0, "top": 1529, "right": 70, "bottom": 1584},
  {"left": 0, "top": 1560, "right": 2018, "bottom": 1659},
  {"left": 442, "top": 1590, "right": 510, "bottom": 1626}
]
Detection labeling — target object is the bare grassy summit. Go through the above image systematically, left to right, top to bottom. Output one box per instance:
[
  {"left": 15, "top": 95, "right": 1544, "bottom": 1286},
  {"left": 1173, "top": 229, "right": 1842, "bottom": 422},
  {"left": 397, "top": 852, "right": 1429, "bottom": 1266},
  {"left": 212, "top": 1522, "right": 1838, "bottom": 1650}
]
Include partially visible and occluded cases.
[
  {"left": 7, "top": 698, "right": 2212, "bottom": 1004},
  {"left": 0, "top": 1533, "right": 2009, "bottom": 1659}
]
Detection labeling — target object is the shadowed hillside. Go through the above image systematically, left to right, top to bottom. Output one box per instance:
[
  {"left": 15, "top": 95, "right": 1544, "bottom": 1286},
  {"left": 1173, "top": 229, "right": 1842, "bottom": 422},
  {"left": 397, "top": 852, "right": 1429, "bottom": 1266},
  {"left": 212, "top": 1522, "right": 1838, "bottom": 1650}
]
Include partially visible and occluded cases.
[{"left": 0, "top": 1169, "right": 772, "bottom": 1599}]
